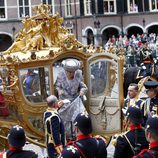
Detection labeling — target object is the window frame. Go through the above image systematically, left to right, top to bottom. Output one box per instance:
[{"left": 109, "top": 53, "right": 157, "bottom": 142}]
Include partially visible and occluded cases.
[
  {"left": 0, "top": 0, "right": 7, "bottom": 20},
  {"left": 17, "top": 0, "right": 32, "bottom": 19},
  {"left": 41, "top": 0, "right": 55, "bottom": 15},
  {"left": 65, "top": 0, "right": 72, "bottom": 17},
  {"left": 84, "top": 0, "right": 92, "bottom": 15},
  {"left": 103, "top": 0, "right": 116, "bottom": 14},
  {"left": 127, "top": 0, "right": 139, "bottom": 13},
  {"left": 149, "top": 0, "right": 158, "bottom": 12},
  {"left": 19, "top": 66, "right": 51, "bottom": 105}
]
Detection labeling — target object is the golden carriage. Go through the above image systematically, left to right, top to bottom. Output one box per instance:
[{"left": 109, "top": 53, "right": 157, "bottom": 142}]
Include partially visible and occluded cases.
[{"left": 0, "top": 4, "right": 124, "bottom": 149}]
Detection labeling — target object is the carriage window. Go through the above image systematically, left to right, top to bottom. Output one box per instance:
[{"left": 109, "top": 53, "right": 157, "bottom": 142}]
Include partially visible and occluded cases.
[
  {"left": 52, "top": 58, "right": 84, "bottom": 97},
  {"left": 90, "top": 60, "right": 118, "bottom": 98},
  {"left": 90, "top": 61, "right": 108, "bottom": 96},
  {"left": 19, "top": 66, "right": 50, "bottom": 103}
]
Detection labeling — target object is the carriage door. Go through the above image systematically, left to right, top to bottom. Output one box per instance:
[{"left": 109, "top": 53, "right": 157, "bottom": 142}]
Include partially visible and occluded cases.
[{"left": 87, "top": 53, "right": 121, "bottom": 135}]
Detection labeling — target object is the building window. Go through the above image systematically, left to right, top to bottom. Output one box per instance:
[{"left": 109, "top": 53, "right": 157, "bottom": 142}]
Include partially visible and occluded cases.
[
  {"left": 0, "top": 0, "right": 6, "bottom": 19},
  {"left": 19, "top": 0, "right": 31, "bottom": 18},
  {"left": 42, "top": 0, "right": 55, "bottom": 14},
  {"left": 65, "top": 0, "right": 72, "bottom": 17},
  {"left": 84, "top": 0, "right": 92, "bottom": 15},
  {"left": 103, "top": 0, "right": 116, "bottom": 14},
  {"left": 128, "top": 0, "right": 138, "bottom": 13},
  {"left": 149, "top": 0, "right": 158, "bottom": 11}
]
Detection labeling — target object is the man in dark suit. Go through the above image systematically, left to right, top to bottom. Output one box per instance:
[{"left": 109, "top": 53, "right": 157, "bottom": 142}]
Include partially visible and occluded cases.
[
  {"left": 114, "top": 106, "right": 149, "bottom": 158},
  {"left": 58, "top": 112, "right": 107, "bottom": 158},
  {"left": 133, "top": 116, "right": 158, "bottom": 158},
  {"left": 0, "top": 125, "right": 38, "bottom": 158}
]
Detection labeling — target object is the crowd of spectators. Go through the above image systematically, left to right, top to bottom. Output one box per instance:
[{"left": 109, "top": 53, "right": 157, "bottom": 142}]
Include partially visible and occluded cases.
[{"left": 104, "top": 33, "right": 158, "bottom": 67}]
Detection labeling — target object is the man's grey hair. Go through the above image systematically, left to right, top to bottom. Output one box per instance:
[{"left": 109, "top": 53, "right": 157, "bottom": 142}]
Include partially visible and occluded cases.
[{"left": 46, "top": 95, "right": 58, "bottom": 107}]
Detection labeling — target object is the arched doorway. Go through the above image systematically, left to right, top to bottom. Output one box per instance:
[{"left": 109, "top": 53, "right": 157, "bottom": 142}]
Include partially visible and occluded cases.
[
  {"left": 148, "top": 25, "right": 158, "bottom": 34},
  {"left": 127, "top": 26, "right": 143, "bottom": 38},
  {"left": 102, "top": 28, "right": 119, "bottom": 46},
  {"left": 87, "top": 29, "right": 94, "bottom": 45},
  {"left": 0, "top": 34, "right": 12, "bottom": 51}
]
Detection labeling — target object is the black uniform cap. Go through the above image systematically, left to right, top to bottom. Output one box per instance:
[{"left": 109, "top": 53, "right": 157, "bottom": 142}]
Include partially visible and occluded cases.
[
  {"left": 144, "top": 81, "right": 158, "bottom": 89},
  {"left": 126, "top": 106, "right": 144, "bottom": 124},
  {"left": 74, "top": 112, "right": 92, "bottom": 135},
  {"left": 146, "top": 116, "right": 158, "bottom": 134},
  {"left": 8, "top": 125, "right": 26, "bottom": 148}
]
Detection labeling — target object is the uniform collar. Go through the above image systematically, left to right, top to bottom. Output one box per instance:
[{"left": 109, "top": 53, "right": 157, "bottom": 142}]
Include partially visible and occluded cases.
[
  {"left": 47, "top": 107, "right": 57, "bottom": 112},
  {"left": 130, "top": 124, "right": 142, "bottom": 131},
  {"left": 77, "top": 134, "right": 92, "bottom": 141},
  {"left": 150, "top": 141, "right": 158, "bottom": 149},
  {"left": 9, "top": 146, "right": 22, "bottom": 151}
]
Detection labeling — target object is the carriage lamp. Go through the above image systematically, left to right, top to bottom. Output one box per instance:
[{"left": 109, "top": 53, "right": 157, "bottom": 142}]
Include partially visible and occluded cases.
[
  {"left": 142, "top": 19, "right": 146, "bottom": 27},
  {"left": 94, "top": 20, "right": 100, "bottom": 29},
  {"left": 12, "top": 26, "right": 16, "bottom": 41}
]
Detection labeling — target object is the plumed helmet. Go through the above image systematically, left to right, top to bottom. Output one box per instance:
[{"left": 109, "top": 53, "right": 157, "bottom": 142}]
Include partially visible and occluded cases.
[
  {"left": 62, "top": 59, "right": 80, "bottom": 72},
  {"left": 126, "top": 106, "right": 143, "bottom": 124},
  {"left": 74, "top": 112, "right": 92, "bottom": 135},
  {"left": 8, "top": 125, "right": 26, "bottom": 148}
]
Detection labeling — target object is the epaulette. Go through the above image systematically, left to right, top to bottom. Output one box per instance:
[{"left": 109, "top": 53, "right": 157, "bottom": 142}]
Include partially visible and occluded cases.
[
  {"left": 112, "top": 130, "right": 130, "bottom": 146},
  {"left": 120, "top": 130, "right": 130, "bottom": 137}
]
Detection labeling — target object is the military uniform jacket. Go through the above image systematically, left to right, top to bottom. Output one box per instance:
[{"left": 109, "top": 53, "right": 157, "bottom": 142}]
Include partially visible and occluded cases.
[
  {"left": 144, "top": 96, "right": 158, "bottom": 117},
  {"left": 124, "top": 98, "right": 144, "bottom": 109},
  {"left": 43, "top": 107, "right": 65, "bottom": 147},
  {"left": 114, "top": 125, "right": 149, "bottom": 158},
  {"left": 65, "top": 134, "right": 107, "bottom": 158},
  {"left": 133, "top": 141, "right": 158, "bottom": 158},
  {"left": 0, "top": 148, "right": 38, "bottom": 158}
]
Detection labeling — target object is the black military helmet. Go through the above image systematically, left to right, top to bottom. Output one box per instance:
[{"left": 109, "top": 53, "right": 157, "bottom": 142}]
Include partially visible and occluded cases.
[
  {"left": 144, "top": 81, "right": 158, "bottom": 89},
  {"left": 126, "top": 106, "right": 143, "bottom": 124},
  {"left": 74, "top": 112, "right": 92, "bottom": 135},
  {"left": 146, "top": 116, "right": 158, "bottom": 134},
  {"left": 8, "top": 125, "right": 26, "bottom": 148},
  {"left": 58, "top": 146, "right": 80, "bottom": 158}
]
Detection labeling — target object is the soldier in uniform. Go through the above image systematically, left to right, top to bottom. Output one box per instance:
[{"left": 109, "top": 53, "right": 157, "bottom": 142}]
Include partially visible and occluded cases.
[
  {"left": 139, "top": 40, "right": 155, "bottom": 77},
  {"left": 144, "top": 81, "right": 158, "bottom": 118},
  {"left": 43, "top": 95, "right": 65, "bottom": 158},
  {"left": 114, "top": 107, "right": 149, "bottom": 158},
  {"left": 58, "top": 112, "right": 107, "bottom": 158},
  {"left": 133, "top": 116, "right": 158, "bottom": 158},
  {"left": 0, "top": 125, "right": 38, "bottom": 158}
]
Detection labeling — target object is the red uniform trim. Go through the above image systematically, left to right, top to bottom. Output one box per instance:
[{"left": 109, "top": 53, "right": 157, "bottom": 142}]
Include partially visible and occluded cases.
[
  {"left": 143, "top": 60, "right": 153, "bottom": 63},
  {"left": 130, "top": 125, "right": 142, "bottom": 131},
  {"left": 77, "top": 134, "right": 92, "bottom": 141},
  {"left": 150, "top": 141, "right": 158, "bottom": 149},
  {"left": 9, "top": 147, "right": 22, "bottom": 151}
]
